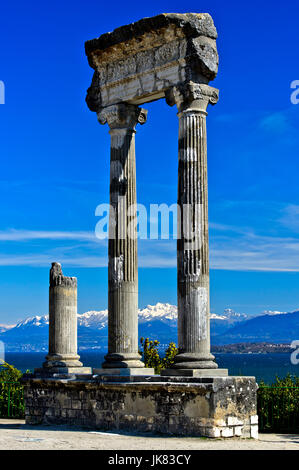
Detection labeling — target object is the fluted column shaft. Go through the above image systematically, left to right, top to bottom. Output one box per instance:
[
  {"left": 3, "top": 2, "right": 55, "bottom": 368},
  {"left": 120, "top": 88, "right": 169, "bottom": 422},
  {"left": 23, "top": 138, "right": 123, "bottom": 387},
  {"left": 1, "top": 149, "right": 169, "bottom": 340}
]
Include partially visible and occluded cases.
[
  {"left": 166, "top": 82, "right": 219, "bottom": 370},
  {"left": 98, "top": 103, "right": 147, "bottom": 368},
  {"left": 44, "top": 262, "right": 82, "bottom": 369}
]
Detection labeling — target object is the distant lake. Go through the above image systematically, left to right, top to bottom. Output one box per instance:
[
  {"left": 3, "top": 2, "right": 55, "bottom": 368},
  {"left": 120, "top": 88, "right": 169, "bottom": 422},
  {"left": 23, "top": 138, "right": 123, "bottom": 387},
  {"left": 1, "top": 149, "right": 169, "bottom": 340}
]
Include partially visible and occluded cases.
[{"left": 4, "top": 352, "right": 299, "bottom": 385}]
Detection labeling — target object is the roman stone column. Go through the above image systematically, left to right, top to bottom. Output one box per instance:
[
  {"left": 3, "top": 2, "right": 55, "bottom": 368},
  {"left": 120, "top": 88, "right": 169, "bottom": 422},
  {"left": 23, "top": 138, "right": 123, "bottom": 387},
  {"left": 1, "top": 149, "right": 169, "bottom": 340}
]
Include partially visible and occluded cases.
[
  {"left": 163, "top": 82, "right": 227, "bottom": 376},
  {"left": 97, "top": 103, "right": 150, "bottom": 371},
  {"left": 43, "top": 262, "right": 90, "bottom": 373}
]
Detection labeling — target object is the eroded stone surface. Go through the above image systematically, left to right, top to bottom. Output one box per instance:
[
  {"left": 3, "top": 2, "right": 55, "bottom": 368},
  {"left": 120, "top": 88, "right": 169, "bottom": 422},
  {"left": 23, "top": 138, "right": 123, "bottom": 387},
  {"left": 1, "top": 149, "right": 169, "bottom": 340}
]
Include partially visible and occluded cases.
[
  {"left": 85, "top": 13, "right": 219, "bottom": 110},
  {"left": 85, "top": 14, "right": 221, "bottom": 372},
  {"left": 167, "top": 83, "right": 218, "bottom": 370},
  {"left": 101, "top": 103, "right": 146, "bottom": 370},
  {"left": 43, "top": 263, "right": 83, "bottom": 371},
  {"left": 22, "top": 376, "right": 258, "bottom": 438}
]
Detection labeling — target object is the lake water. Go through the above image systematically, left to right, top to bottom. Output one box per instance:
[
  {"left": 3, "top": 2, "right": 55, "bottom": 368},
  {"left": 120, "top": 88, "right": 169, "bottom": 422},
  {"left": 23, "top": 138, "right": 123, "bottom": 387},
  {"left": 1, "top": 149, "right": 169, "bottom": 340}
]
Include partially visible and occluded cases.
[{"left": 3, "top": 352, "right": 299, "bottom": 385}]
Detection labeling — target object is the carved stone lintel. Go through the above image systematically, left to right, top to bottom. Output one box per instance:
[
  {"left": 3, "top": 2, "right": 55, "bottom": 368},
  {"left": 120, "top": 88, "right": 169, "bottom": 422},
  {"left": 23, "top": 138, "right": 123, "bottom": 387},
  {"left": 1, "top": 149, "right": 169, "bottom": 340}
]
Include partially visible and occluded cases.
[
  {"left": 85, "top": 14, "right": 219, "bottom": 110},
  {"left": 165, "top": 81, "right": 219, "bottom": 114},
  {"left": 98, "top": 103, "right": 148, "bottom": 130}
]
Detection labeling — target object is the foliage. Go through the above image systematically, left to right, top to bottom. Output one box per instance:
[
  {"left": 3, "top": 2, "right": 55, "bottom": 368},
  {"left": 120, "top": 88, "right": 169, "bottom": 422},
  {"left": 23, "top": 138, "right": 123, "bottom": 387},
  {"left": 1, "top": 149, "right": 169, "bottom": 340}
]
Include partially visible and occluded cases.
[
  {"left": 140, "top": 337, "right": 178, "bottom": 374},
  {"left": 140, "top": 340, "right": 299, "bottom": 434},
  {"left": 0, "top": 361, "right": 22, "bottom": 382},
  {"left": 0, "top": 362, "right": 25, "bottom": 419},
  {"left": 257, "top": 373, "right": 299, "bottom": 433}
]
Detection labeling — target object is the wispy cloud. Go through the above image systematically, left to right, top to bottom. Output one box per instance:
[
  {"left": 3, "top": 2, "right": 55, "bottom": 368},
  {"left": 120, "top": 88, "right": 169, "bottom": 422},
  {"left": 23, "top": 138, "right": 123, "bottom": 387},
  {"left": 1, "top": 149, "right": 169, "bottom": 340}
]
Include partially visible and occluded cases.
[
  {"left": 257, "top": 107, "right": 298, "bottom": 147},
  {"left": 259, "top": 111, "right": 290, "bottom": 133},
  {"left": 1, "top": 200, "right": 299, "bottom": 272},
  {"left": 279, "top": 204, "right": 299, "bottom": 233},
  {"left": 210, "top": 223, "right": 299, "bottom": 271},
  {"left": 0, "top": 229, "right": 97, "bottom": 242},
  {"left": 1, "top": 230, "right": 299, "bottom": 271},
  {"left": 0, "top": 254, "right": 107, "bottom": 267}
]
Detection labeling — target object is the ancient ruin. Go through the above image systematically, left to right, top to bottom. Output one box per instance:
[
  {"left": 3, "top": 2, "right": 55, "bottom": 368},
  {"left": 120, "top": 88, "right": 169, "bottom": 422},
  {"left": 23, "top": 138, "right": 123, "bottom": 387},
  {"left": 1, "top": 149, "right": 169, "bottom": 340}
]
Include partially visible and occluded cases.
[
  {"left": 86, "top": 12, "right": 226, "bottom": 377},
  {"left": 22, "top": 13, "right": 258, "bottom": 438},
  {"left": 35, "top": 262, "right": 91, "bottom": 376}
]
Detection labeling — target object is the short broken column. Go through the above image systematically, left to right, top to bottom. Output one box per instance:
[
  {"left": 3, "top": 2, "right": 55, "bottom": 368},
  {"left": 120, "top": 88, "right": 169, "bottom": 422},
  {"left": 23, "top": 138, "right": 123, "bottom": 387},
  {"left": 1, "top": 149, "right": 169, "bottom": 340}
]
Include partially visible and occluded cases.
[{"left": 42, "top": 262, "right": 91, "bottom": 374}]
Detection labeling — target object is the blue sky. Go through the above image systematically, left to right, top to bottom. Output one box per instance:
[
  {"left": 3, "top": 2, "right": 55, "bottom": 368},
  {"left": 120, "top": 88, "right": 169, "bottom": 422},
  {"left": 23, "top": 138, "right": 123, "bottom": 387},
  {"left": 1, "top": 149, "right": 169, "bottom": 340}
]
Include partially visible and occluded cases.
[{"left": 0, "top": 0, "right": 299, "bottom": 323}]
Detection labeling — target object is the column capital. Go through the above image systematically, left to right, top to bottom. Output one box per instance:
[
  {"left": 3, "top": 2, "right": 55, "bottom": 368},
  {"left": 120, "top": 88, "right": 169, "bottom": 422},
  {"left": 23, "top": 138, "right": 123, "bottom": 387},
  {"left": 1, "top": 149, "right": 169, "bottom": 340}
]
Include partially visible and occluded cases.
[
  {"left": 165, "top": 82, "right": 219, "bottom": 114},
  {"left": 97, "top": 103, "right": 147, "bottom": 130}
]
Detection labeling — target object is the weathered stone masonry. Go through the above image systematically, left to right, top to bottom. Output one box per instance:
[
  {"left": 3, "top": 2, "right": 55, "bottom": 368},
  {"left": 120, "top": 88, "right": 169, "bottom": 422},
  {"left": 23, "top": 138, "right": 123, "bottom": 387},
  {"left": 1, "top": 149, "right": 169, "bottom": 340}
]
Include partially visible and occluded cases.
[
  {"left": 85, "top": 12, "right": 226, "bottom": 375},
  {"left": 22, "top": 13, "right": 258, "bottom": 438},
  {"left": 164, "top": 82, "right": 220, "bottom": 373},
  {"left": 99, "top": 104, "right": 147, "bottom": 370},
  {"left": 37, "top": 263, "right": 91, "bottom": 376},
  {"left": 23, "top": 376, "right": 258, "bottom": 438}
]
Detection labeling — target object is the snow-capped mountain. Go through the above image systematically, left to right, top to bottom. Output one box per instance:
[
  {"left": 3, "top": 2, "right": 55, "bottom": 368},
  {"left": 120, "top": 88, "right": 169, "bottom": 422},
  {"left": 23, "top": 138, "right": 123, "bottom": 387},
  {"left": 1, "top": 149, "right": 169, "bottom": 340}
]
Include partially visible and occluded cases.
[
  {"left": 0, "top": 303, "right": 247, "bottom": 352},
  {"left": 1, "top": 303, "right": 298, "bottom": 352},
  {"left": 76, "top": 303, "right": 178, "bottom": 331},
  {"left": 139, "top": 303, "right": 177, "bottom": 325},
  {"left": 210, "top": 308, "right": 248, "bottom": 336},
  {"left": 222, "top": 308, "right": 248, "bottom": 321},
  {"left": 78, "top": 310, "right": 108, "bottom": 330},
  {"left": 213, "top": 310, "right": 299, "bottom": 345},
  {"left": 262, "top": 310, "right": 288, "bottom": 316},
  {"left": 15, "top": 315, "right": 49, "bottom": 329},
  {"left": 0, "top": 324, "right": 15, "bottom": 333}
]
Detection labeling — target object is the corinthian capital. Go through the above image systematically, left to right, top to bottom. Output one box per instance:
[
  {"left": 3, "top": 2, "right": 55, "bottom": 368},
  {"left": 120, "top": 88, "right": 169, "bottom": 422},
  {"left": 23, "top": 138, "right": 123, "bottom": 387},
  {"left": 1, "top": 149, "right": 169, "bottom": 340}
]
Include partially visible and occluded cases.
[
  {"left": 165, "top": 82, "right": 219, "bottom": 114},
  {"left": 98, "top": 103, "right": 147, "bottom": 130}
]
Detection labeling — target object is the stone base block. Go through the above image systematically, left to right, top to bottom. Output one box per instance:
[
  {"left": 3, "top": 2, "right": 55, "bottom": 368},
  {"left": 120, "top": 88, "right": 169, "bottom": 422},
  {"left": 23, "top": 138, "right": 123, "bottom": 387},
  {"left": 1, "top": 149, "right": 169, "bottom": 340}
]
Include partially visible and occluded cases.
[
  {"left": 43, "top": 354, "right": 83, "bottom": 370},
  {"left": 34, "top": 367, "right": 92, "bottom": 377},
  {"left": 93, "top": 368, "right": 155, "bottom": 376},
  {"left": 161, "top": 368, "right": 228, "bottom": 377},
  {"left": 22, "top": 375, "right": 258, "bottom": 439}
]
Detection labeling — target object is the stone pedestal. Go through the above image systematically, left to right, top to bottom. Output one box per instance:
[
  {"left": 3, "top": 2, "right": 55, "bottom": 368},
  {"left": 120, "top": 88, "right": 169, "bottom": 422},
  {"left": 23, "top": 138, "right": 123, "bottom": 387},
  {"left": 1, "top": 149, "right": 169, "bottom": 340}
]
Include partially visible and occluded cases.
[
  {"left": 42, "top": 263, "right": 91, "bottom": 375},
  {"left": 22, "top": 375, "right": 258, "bottom": 439}
]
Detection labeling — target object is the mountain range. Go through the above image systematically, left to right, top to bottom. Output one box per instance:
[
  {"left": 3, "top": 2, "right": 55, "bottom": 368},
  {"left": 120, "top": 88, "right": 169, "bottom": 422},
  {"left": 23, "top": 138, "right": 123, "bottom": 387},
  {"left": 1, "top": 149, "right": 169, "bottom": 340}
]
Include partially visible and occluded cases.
[{"left": 0, "top": 303, "right": 298, "bottom": 352}]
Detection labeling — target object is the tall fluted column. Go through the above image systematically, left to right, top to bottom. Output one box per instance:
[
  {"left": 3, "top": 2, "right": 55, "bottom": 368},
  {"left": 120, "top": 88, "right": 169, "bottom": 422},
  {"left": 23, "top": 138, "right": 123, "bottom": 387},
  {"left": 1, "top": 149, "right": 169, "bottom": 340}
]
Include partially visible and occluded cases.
[
  {"left": 164, "top": 82, "right": 227, "bottom": 376},
  {"left": 98, "top": 103, "right": 147, "bottom": 370},
  {"left": 43, "top": 262, "right": 91, "bottom": 374}
]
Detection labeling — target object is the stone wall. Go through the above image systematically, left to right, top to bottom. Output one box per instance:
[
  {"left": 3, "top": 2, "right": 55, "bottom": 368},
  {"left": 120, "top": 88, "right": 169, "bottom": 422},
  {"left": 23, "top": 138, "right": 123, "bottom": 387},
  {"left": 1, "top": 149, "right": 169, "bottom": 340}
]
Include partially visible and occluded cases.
[{"left": 23, "top": 376, "right": 258, "bottom": 438}]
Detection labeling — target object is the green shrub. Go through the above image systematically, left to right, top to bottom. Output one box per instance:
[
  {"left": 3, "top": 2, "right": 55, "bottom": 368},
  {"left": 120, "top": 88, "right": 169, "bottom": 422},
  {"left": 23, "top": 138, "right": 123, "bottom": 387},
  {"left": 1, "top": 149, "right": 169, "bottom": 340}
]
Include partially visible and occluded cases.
[
  {"left": 140, "top": 337, "right": 178, "bottom": 374},
  {"left": 0, "top": 362, "right": 25, "bottom": 419},
  {"left": 258, "top": 374, "right": 299, "bottom": 433}
]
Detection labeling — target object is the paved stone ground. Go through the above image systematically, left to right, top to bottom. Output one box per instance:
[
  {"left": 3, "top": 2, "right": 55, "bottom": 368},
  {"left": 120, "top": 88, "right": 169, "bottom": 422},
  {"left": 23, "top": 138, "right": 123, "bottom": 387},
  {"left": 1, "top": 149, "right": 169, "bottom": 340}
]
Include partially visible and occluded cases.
[{"left": 0, "top": 420, "right": 298, "bottom": 450}]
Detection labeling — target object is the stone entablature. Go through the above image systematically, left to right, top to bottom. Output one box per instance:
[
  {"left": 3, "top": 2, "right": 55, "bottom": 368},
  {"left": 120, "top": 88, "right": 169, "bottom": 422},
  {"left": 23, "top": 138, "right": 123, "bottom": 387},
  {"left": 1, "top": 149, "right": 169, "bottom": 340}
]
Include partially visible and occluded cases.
[{"left": 85, "top": 13, "right": 219, "bottom": 110}]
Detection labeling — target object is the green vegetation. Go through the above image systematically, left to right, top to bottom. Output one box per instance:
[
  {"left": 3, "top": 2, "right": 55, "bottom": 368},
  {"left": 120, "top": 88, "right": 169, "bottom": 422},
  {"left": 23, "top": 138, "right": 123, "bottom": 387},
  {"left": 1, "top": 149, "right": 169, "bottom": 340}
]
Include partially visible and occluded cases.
[
  {"left": 140, "top": 337, "right": 178, "bottom": 374},
  {"left": 0, "top": 362, "right": 25, "bottom": 418},
  {"left": 257, "top": 374, "right": 299, "bottom": 433}
]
